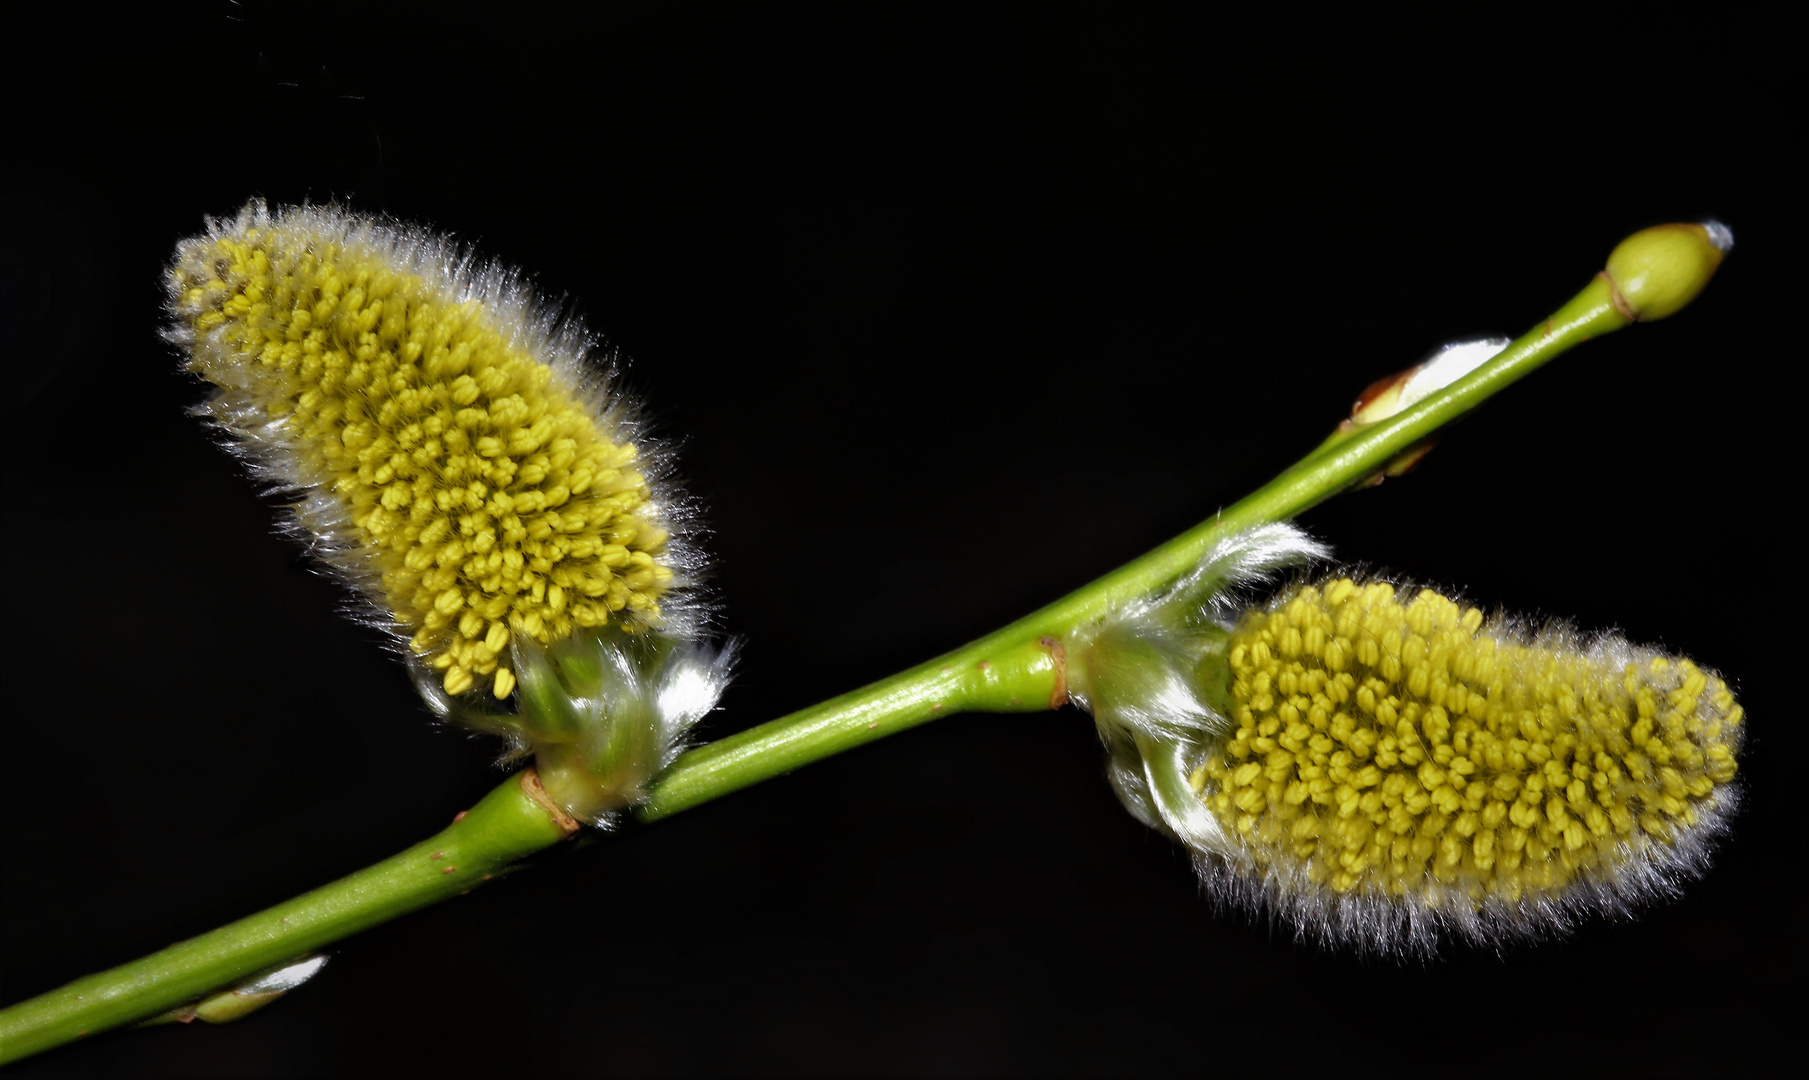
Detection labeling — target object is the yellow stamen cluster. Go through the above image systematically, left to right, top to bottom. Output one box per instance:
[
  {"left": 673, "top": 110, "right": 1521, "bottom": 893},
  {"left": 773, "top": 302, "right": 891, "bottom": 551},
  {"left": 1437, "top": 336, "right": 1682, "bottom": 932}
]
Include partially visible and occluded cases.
[
  {"left": 171, "top": 211, "right": 673, "bottom": 698},
  {"left": 1195, "top": 579, "right": 1741, "bottom": 904}
]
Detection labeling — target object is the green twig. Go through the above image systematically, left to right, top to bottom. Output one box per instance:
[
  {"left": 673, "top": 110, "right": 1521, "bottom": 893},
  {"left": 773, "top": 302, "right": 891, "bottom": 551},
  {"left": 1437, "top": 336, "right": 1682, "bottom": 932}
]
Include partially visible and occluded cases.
[
  {"left": 0, "top": 245, "right": 1675, "bottom": 1064},
  {"left": 638, "top": 273, "right": 1629, "bottom": 819},
  {"left": 0, "top": 773, "right": 575, "bottom": 1064}
]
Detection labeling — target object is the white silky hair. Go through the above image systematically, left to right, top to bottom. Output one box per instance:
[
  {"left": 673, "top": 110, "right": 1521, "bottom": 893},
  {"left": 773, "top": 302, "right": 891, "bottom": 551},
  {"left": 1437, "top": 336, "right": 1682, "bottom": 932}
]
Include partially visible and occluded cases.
[
  {"left": 166, "top": 199, "right": 726, "bottom": 748},
  {"left": 1391, "top": 337, "right": 1510, "bottom": 414},
  {"left": 1070, "top": 522, "right": 1330, "bottom": 740},
  {"left": 1071, "top": 523, "right": 1328, "bottom": 857},
  {"left": 1071, "top": 525, "right": 1743, "bottom": 958},
  {"left": 414, "top": 625, "right": 738, "bottom": 787},
  {"left": 510, "top": 629, "right": 739, "bottom": 827}
]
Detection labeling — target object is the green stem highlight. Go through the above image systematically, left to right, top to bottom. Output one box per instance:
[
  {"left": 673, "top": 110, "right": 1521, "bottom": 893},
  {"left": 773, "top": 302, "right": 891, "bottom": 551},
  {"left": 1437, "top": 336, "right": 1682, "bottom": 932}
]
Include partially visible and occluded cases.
[{"left": 0, "top": 264, "right": 1640, "bottom": 1064}]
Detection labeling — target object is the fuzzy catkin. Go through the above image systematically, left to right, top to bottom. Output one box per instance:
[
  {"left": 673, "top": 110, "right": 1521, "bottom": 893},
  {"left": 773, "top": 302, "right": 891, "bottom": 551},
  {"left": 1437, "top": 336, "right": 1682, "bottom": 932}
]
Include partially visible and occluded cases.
[
  {"left": 166, "top": 201, "right": 693, "bottom": 699},
  {"left": 1072, "top": 526, "right": 1744, "bottom": 955},
  {"left": 1196, "top": 579, "right": 1741, "bottom": 951}
]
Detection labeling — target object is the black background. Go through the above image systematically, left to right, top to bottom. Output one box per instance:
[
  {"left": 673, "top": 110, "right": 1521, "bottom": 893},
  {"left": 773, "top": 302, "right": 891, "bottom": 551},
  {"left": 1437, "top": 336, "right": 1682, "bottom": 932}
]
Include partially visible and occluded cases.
[{"left": 2, "top": 4, "right": 1796, "bottom": 1076}]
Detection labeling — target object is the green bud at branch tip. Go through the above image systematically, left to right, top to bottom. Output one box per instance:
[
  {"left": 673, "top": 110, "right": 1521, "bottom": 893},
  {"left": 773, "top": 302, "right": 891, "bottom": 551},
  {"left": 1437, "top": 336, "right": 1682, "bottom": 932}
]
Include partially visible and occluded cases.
[{"left": 1602, "top": 221, "right": 1732, "bottom": 322}]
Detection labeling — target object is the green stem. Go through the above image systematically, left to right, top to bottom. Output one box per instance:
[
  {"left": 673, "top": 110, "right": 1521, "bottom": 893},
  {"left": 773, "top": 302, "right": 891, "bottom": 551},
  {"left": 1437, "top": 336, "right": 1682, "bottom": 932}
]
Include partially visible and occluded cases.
[
  {"left": 0, "top": 271, "right": 1629, "bottom": 1064},
  {"left": 639, "top": 273, "right": 1628, "bottom": 819},
  {"left": 0, "top": 772, "right": 574, "bottom": 1065}
]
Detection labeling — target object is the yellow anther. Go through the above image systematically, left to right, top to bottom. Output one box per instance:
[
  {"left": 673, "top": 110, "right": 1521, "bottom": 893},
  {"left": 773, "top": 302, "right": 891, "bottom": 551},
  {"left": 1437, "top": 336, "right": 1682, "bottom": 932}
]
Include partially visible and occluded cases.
[{"left": 443, "top": 665, "right": 474, "bottom": 696}]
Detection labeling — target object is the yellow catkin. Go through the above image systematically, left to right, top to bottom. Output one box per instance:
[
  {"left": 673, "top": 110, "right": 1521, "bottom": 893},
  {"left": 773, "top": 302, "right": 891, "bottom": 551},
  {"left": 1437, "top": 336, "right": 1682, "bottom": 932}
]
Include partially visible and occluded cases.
[
  {"left": 170, "top": 208, "right": 673, "bottom": 697},
  {"left": 1198, "top": 580, "right": 1742, "bottom": 905}
]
